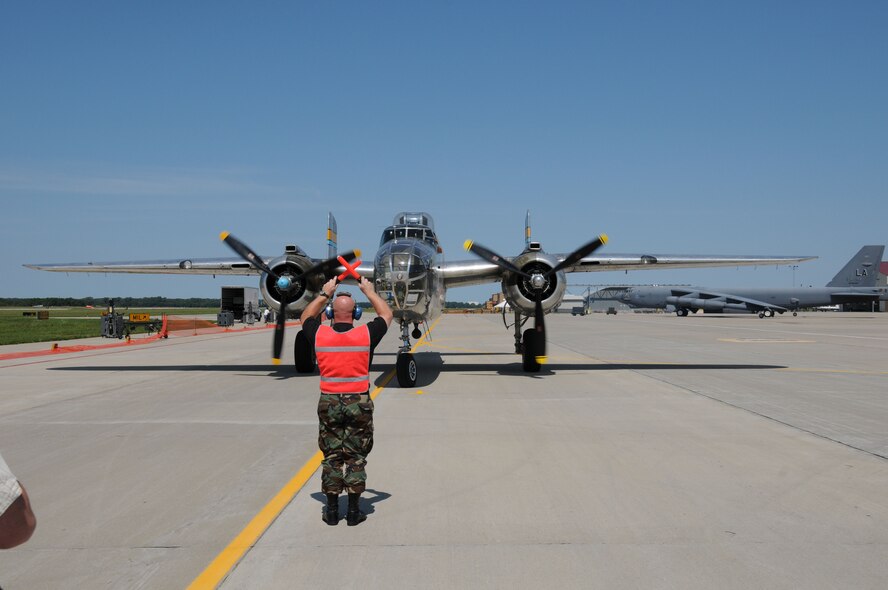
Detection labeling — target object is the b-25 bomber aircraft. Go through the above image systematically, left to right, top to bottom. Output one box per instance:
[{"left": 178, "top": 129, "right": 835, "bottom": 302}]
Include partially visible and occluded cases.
[
  {"left": 25, "top": 211, "right": 816, "bottom": 386},
  {"left": 595, "top": 245, "right": 885, "bottom": 317}
]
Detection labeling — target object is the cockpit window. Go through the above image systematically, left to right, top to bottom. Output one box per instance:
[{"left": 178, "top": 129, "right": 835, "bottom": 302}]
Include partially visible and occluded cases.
[
  {"left": 392, "top": 212, "right": 435, "bottom": 230},
  {"left": 380, "top": 213, "right": 440, "bottom": 248},
  {"left": 379, "top": 226, "right": 439, "bottom": 248}
]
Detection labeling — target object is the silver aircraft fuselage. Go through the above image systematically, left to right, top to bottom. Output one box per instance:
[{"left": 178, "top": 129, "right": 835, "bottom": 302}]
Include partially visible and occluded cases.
[{"left": 372, "top": 214, "right": 446, "bottom": 326}]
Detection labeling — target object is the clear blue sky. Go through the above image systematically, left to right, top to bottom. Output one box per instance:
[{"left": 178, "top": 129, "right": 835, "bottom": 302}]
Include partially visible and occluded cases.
[{"left": 3, "top": 1, "right": 886, "bottom": 302}]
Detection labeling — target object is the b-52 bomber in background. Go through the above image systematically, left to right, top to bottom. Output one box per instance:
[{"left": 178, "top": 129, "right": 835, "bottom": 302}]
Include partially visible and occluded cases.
[
  {"left": 25, "top": 211, "right": 816, "bottom": 386},
  {"left": 595, "top": 245, "right": 886, "bottom": 318}
]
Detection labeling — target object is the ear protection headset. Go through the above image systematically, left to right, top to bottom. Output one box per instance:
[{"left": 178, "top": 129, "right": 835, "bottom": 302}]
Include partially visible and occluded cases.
[{"left": 325, "top": 291, "right": 363, "bottom": 321}]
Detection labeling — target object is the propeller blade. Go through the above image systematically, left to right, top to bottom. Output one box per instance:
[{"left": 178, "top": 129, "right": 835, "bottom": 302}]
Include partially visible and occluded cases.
[
  {"left": 220, "top": 232, "right": 279, "bottom": 279},
  {"left": 220, "top": 232, "right": 363, "bottom": 365},
  {"left": 548, "top": 234, "right": 608, "bottom": 275},
  {"left": 463, "top": 240, "right": 529, "bottom": 277},
  {"left": 305, "top": 249, "right": 361, "bottom": 277},
  {"left": 272, "top": 287, "right": 289, "bottom": 365},
  {"left": 533, "top": 295, "right": 547, "bottom": 365}
]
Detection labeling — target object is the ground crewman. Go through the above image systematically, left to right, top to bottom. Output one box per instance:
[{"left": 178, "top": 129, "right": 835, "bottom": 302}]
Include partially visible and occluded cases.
[{"left": 301, "top": 276, "right": 393, "bottom": 526}]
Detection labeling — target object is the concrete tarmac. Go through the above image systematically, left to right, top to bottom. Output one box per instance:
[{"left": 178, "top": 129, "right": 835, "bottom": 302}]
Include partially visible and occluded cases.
[{"left": 1, "top": 312, "right": 887, "bottom": 589}]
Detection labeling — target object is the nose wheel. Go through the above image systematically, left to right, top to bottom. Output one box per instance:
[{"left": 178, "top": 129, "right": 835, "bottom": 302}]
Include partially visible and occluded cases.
[
  {"left": 395, "top": 321, "right": 418, "bottom": 387},
  {"left": 397, "top": 352, "right": 417, "bottom": 387}
]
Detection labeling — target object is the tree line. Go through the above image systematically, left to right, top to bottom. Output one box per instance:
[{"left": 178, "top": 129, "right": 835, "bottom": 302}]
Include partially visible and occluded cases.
[
  {"left": 0, "top": 297, "right": 219, "bottom": 308},
  {"left": 1, "top": 297, "right": 484, "bottom": 309}
]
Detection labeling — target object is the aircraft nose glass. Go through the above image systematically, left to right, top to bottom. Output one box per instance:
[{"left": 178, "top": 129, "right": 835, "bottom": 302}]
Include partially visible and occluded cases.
[{"left": 375, "top": 245, "right": 428, "bottom": 310}]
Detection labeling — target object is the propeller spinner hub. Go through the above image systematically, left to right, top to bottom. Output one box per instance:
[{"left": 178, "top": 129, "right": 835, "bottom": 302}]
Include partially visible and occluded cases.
[
  {"left": 530, "top": 273, "right": 547, "bottom": 290},
  {"left": 276, "top": 276, "right": 292, "bottom": 291}
]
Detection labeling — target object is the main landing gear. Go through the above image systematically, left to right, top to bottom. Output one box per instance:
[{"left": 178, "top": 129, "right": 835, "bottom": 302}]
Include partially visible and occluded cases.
[
  {"left": 511, "top": 312, "right": 541, "bottom": 373},
  {"left": 521, "top": 328, "right": 541, "bottom": 372},
  {"left": 294, "top": 330, "right": 315, "bottom": 373}
]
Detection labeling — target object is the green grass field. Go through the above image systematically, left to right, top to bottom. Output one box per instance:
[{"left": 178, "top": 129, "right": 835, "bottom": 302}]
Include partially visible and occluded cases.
[{"left": 0, "top": 308, "right": 217, "bottom": 345}]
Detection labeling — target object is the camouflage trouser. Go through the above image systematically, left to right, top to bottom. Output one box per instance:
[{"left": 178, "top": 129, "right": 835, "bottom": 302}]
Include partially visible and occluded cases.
[{"left": 317, "top": 393, "right": 374, "bottom": 495}]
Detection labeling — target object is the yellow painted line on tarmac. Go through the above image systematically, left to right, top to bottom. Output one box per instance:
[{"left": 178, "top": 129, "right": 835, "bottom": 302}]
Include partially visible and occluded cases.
[
  {"left": 188, "top": 317, "right": 440, "bottom": 589},
  {"left": 186, "top": 376, "right": 395, "bottom": 590},
  {"left": 186, "top": 448, "right": 325, "bottom": 590}
]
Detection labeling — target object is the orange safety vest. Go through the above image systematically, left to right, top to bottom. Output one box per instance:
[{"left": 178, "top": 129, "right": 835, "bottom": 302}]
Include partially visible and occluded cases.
[{"left": 315, "top": 324, "right": 371, "bottom": 394}]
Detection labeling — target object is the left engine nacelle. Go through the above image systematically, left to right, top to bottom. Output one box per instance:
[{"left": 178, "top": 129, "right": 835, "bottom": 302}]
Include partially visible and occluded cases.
[
  {"left": 500, "top": 251, "right": 567, "bottom": 315},
  {"left": 259, "top": 254, "right": 322, "bottom": 313}
]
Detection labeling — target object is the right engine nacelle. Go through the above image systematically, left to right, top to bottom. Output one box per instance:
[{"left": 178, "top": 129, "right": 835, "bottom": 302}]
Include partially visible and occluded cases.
[
  {"left": 500, "top": 251, "right": 567, "bottom": 315},
  {"left": 259, "top": 254, "right": 323, "bottom": 313}
]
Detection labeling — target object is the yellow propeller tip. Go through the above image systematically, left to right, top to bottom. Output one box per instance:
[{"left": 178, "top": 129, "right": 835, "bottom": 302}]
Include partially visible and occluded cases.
[
  {"left": 220, "top": 231, "right": 230, "bottom": 241},
  {"left": 600, "top": 234, "right": 609, "bottom": 244},
  {"left": 463, "top": 239, "right": 473, "bottom": 251},
  {"left": 354, "top": 248, "right": 362, "bottom": 257},
  {"left": 536, "top": 356, "right": 548, "bottom": 364},
  {"left": 272, "top": 358, "right": 281, "bottom": 365}
]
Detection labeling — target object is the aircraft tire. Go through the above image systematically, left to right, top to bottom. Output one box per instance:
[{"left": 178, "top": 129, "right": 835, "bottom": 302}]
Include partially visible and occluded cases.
[
  {"left": 522, "top": 329, "right": 541, "bottom": 373},
  {"left": 294, "top": 330, "right": 315, "bottom": 373},
  {"left": 397, "top": 352, "right": 418, "bottom": 388}
]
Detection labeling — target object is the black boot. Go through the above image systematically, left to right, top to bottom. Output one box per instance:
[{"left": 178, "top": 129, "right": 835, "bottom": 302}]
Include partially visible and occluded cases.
[
  {"left": 322, "top": 493, "right": 339, "bottom": 525},
  {"left": 346, "top": 493, "right": 366, "bottom": 526}
]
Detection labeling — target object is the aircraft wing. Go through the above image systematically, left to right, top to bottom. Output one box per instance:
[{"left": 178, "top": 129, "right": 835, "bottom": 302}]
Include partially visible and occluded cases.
[
  {"left": 560, "top": 253, "right": 817, "bottom": 273},
  {"left": 440, "top": 254, "right": 817, "bottom": 290},
  {"left": 26, "top": 256, "right": 377, "bottom": 280},
  {"left": 25, "top": 257, "right": 275, "bottom": 276}
]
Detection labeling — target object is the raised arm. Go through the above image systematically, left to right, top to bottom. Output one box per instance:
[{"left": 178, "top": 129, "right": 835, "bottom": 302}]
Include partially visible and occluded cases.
[{"left": 359, "top": 277, "right": 393, "bottom": 327}]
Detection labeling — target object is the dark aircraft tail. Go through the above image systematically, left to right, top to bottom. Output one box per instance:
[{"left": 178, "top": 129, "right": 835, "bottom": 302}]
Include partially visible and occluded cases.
[{"left": 826, "top": 245, "right": 884, "bottom": 288}]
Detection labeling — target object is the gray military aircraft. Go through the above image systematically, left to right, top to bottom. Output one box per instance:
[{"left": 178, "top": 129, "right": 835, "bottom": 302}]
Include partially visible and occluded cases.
[
  {"left": 25, "top": 211, "right": 815, "bottom": 386},
  {"left": 595, "top": 245, "right": 886, "bottom": 318}
]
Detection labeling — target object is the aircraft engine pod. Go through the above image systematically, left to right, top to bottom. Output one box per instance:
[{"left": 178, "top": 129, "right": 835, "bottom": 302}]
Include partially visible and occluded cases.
[
  {"left": 500, "top": 251, "right": 567, "bottom": 315},
  {"left": 259, "top": 254, "right": 318, "bottom": 313},
  {"left": 666, "top": 295, "right": 750, "bottom": 314},
  {"left": 666, "top": 296, "right": 727, "bottom": 312}
]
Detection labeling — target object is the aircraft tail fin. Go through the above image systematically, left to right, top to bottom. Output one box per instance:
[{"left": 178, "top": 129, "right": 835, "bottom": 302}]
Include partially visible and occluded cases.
[
  {"left": 525, "top": 209, "right": 531, "bottom": 247},
  {"left": 327, "top": 212, "right": 338, "bottom": 259},
  {"left": 825, "top": 245, "right": 884, "bottom": 287}
]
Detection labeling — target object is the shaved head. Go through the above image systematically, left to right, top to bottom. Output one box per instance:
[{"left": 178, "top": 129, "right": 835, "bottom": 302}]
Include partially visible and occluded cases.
[{"left": 332, "top": 292, "right": 356, "bottom": 322}]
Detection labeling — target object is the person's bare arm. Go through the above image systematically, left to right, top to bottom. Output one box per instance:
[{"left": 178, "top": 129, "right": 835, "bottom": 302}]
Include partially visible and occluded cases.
[
  {"left": 359, "top": 277, "right": 394, "bottom": 327},
  {"left": 301, "top": 278, "right": 337, "bottom": 323},
  {"left": 0, "top": 483, "right": 36, "bottom": 549}
]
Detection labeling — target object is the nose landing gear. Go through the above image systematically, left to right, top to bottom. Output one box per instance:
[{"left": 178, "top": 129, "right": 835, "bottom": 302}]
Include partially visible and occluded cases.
[
  {"left": 396, "top": 321, "right": 418, "bottom": 388},
  {"left": 396, "top": 352, "right": 417, "bottom": 387}
]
